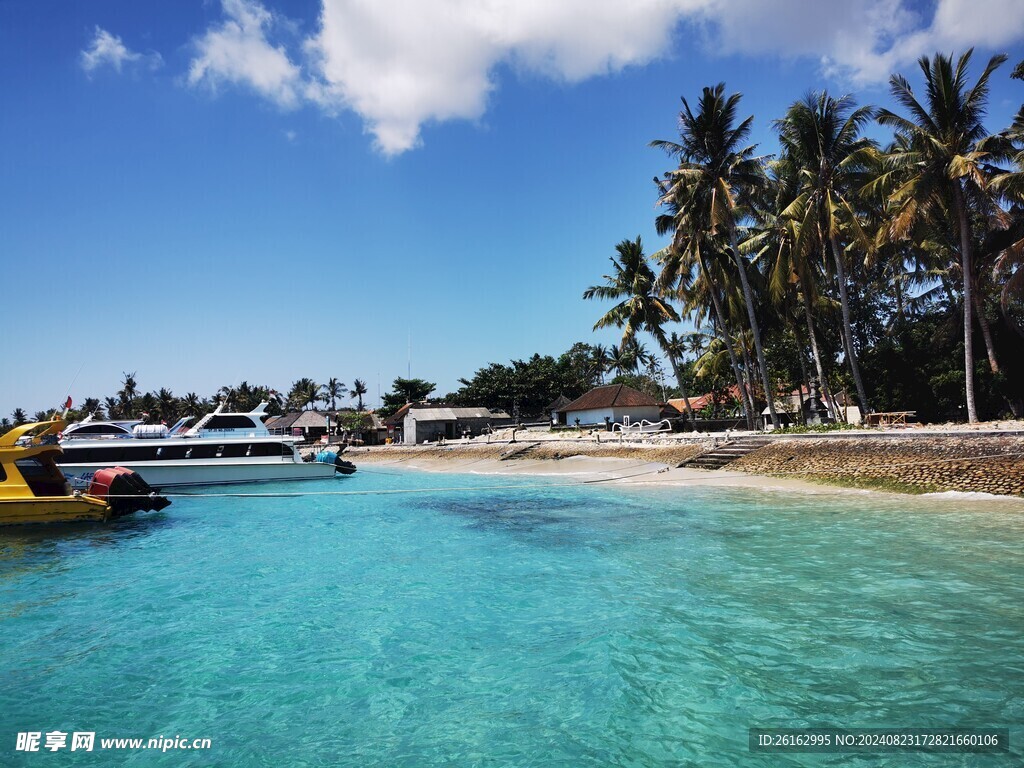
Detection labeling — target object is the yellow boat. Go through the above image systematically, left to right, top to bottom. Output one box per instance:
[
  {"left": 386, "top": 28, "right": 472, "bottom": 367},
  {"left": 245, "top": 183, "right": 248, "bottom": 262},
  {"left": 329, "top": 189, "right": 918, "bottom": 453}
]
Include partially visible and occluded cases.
[{"left": 0, "top": 419, "right": 169, "bottom": 526}]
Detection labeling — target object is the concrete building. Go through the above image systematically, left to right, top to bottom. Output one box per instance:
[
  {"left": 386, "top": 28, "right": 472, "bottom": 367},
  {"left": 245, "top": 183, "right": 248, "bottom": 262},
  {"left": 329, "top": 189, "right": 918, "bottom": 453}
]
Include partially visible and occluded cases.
[
  {"left": 561, "top": 384, "right": 661, "bottom": 428},
  {"left": 386, "top": 403, "right": 513, "bottom": 444}
]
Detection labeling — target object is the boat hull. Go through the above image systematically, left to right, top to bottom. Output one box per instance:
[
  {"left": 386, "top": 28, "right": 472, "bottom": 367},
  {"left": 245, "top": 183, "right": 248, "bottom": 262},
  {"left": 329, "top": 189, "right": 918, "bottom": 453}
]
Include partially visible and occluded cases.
[
  {"left": 60, "top": 458, "right": 338, "bottom": 489},
  {"left": 0, "top": 496, "right": 113, "bottom": 525}
]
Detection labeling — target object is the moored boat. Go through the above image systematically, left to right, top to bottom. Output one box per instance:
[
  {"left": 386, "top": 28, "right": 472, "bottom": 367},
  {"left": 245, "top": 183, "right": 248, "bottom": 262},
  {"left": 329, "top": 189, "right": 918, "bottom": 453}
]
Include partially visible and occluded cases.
[
  {"left": 57, "top": 402, "right": 355, "bottom": 489},
  {"left": 0, "top": 419, "right": 169, "bottom": 526}
]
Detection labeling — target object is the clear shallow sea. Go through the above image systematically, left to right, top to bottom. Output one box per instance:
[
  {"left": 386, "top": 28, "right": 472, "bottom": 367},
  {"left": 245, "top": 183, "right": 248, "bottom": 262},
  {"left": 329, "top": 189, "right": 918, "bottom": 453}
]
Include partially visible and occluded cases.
[{"left": 1, "top": 469, "right": 1022, "bottom": 767}]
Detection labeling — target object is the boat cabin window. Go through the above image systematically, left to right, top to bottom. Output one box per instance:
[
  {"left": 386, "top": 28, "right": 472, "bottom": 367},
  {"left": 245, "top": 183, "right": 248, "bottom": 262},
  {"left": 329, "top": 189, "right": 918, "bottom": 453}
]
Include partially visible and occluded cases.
[
  {"left": 202, "top": 416, "right": 260, "bottom": 430},
  {"left": 66, "top": 424, "right": 132, "bottom": 436},
  {"left": 15, "top": 457, "right": 69, "bottom": 497}
]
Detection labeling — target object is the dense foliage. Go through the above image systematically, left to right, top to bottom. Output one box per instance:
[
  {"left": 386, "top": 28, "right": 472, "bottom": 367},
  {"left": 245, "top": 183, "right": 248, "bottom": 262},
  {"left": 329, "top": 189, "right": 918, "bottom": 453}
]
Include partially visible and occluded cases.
[{"left": 583, "top": 50, "right": 1024, "bottom": 425}]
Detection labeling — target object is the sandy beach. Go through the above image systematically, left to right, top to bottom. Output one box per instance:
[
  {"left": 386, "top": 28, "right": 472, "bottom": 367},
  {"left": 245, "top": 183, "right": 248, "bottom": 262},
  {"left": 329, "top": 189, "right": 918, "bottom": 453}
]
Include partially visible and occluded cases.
[
  {"left": 344, "top": 431, "right": 1024, "bottom": 501},
  {"left": 346, "top": 443, "right": 885, "bottom": 497}
]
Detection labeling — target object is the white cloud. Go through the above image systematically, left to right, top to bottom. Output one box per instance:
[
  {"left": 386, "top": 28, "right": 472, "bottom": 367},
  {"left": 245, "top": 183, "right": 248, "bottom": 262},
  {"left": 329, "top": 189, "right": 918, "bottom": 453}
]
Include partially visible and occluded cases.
[
  {"left": 181, "top": 0, "right": 1024, "bottom": 155},
  {"left": 188, "top": 0, "right": 304, "bottom": 108},
  {"left": 305, "top": 0, "right": 708, "bottom": 154},
  {"left": 80, "top": 26, "right": 162, "bottom": 75}
]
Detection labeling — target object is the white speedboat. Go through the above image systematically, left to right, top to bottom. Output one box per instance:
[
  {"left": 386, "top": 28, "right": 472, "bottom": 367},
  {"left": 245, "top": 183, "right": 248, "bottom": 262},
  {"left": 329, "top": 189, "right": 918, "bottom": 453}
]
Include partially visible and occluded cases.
[{"left": 57, "top": 403, "right": 354, "bottom": 489}]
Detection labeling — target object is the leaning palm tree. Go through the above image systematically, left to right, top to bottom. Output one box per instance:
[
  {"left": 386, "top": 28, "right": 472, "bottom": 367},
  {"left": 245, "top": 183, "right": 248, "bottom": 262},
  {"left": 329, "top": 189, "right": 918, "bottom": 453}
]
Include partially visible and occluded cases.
[
  {"left": 875, "top": 49, "right": 1008, "bottom": 422},
  {"left": 652, "top": 84, "right": 780, "bottom": 428},
  {"left": 774, "top": 91, "right": 876, "bottom": 414}
]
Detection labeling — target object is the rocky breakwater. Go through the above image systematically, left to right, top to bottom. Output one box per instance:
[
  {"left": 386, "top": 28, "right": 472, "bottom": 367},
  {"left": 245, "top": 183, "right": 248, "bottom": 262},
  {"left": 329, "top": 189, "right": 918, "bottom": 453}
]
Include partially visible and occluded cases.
[{"left": 730, "top": 434, "right": 1024, "bottom": 497}]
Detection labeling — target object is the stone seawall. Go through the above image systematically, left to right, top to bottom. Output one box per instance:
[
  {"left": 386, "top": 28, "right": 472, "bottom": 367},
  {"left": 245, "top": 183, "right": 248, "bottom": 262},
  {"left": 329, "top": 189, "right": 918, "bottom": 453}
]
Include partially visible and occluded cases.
[
  {"left": 731, "top": 436, "right": 1024, "bottom": 497},
  {"left": 348, "top": 440, "right": 705, "bottom": 466}
]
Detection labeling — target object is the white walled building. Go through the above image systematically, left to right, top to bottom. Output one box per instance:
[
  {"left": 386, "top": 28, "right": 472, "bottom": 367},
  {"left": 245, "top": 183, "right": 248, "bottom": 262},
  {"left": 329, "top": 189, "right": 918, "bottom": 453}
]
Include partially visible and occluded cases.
[{"left": 561, "top": 384, "right": 661, "bottom": 428}]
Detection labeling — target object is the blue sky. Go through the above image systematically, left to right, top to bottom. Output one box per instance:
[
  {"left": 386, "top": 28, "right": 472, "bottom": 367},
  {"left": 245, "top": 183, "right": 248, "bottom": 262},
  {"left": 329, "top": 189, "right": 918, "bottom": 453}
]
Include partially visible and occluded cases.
[{"left": 2, "top": 0, "right": 1023, "bottom": 416}]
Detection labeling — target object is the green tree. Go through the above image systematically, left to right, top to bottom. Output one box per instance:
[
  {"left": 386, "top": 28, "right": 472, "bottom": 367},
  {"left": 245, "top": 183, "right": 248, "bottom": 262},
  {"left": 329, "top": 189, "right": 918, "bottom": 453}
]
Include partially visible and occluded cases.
[
  {"left": 876, "top": 50, "right": 1007, "bottom": 422},
  {"left": 653, "top": 84, "right": 780, "bottom": 427},
  {"left": 774, "top": 90, "right": 876, "bottom": 413},
  {"left": 325, "top": 377, "right": 347, "bottom": 410},
  {"left": 288, "top": 378, "right": 321, "bottom": 411},
  {"left": 351, "top": 378, "right": 368, "bottom": 411},
  {"left": 379, "top": 378, "right": 436, "bottom": 417}
]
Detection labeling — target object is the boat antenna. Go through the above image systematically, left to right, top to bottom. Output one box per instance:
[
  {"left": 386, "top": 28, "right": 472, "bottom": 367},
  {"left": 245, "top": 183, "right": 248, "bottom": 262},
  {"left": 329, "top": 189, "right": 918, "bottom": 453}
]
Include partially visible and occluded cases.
[{"left": 63, "top": 362, "right": 84, "bottom": 408}]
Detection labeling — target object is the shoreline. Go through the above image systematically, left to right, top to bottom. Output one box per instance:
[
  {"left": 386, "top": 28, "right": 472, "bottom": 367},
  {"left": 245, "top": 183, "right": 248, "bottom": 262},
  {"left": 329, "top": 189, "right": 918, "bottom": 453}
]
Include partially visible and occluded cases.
[{"left": 344, "top": 434, "right": 1024, "bottom": 501}]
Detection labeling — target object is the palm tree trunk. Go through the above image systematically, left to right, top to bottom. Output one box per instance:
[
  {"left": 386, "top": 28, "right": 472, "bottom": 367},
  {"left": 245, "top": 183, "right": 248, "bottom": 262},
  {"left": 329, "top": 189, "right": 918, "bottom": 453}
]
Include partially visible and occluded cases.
[
  {"left": 952, "top": 185, "right": 978, "bottom": 423},
  {"left": 730, "top": 229, "right": 779, "bottom": 428},
  {"left": 828, "top": 235, "right": 871, "bottom": 414},
  {"left": 697, "top": 252, "right": 755, "bottom": 428},
  {"left": 800, "top": 286, "right": 837, "bottom": 420},
  {"left": 972, "top": 292, "right": 999, "bottom": 374},
  {"left": 716, "top": 318, "right": 755, "bottom": 429},
  {"left": 739, "top": 336, "right": 758, "bottom": 414},
  {"left": 667, "top": 355, "right": 694, "bottom": 419}
]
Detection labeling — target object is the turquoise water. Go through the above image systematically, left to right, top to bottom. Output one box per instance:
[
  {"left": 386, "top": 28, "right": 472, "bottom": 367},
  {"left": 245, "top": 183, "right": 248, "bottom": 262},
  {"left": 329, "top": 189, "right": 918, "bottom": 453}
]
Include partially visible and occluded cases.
[{"left": 1, "top": 469, "right": 1022, "bottom": 766}]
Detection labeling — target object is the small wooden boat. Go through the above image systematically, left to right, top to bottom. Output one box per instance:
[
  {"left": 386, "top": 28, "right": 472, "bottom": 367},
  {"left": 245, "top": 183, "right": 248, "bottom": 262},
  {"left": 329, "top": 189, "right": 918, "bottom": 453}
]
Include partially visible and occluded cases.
[{"left": 0, "top": 419, "right": 169, "bottom": 526}]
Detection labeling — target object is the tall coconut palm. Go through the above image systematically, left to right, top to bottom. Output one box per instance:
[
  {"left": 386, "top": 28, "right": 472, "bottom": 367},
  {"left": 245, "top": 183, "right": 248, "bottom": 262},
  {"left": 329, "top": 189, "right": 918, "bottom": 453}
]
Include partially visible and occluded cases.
[
  {"left": 875, "top": 49, "right": 1007, "bottom": 422},
  {"left": 652, "top": 84, "right": 780, "bottom": 428},
  {"left": 774, "top": 91, "right": 876, "bottom": 414},
  {"left": 652, "top": 197, "right": 757, "bottom": 428},
  {"left": 119, "top": 371, "right": 138, "bottom": 417},
  {"left": 325, "top": 378, "right": 347, "bottom": 410},
  {"left": 351, "top": 379, "right": 368, "bottom": 411},
  {"left": 11, "top": 408, "right": 27, "bottom": 426}
]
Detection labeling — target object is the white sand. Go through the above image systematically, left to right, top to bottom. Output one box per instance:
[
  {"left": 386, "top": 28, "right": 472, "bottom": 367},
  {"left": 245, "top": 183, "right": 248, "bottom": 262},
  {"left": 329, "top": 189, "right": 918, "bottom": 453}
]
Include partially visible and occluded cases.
[{"left": 361, "top": 452, "right": 847, "bottom": 496}]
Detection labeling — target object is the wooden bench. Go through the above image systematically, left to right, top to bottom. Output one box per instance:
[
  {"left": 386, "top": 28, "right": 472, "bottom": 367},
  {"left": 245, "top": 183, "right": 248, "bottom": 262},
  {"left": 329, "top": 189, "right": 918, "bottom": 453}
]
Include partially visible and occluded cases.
[{"left": 865, "top": 411, "right": 916, "bottom": 428}]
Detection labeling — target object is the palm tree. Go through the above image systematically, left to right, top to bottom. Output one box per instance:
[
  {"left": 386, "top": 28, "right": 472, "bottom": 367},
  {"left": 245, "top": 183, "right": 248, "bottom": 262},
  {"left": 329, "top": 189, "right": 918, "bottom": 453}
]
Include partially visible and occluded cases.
[
  {"left": 876, "top": 49, "right": 1008, "bottom": 422},
  {"left": 652, "top": 84, "right": 780, "bottom": 428},
  {"left": 774, "top": 91, "right": 876, "bottom": 414},
  {"left": 652, "top": 199, "right": 757, "bottom": 428},
  {"left": 583, "top": 236, "right": 683, "bottom": 392},
  {"left": 662, "top": 332, "right": 694, "bottom": 418},
  {"left": 589, "top": 345, "right": 612, "bottom": 384},
  {"left": 119, "top": 371, "right": 138, "bottom": 417},
  {"left": 325, "top": 377, "right": 347, "bottom": 410},
  {"left": 288, "top": 378, "right": 320, "bottom": 411},
  {"left": 351, "top": 379, "right": 368, "bottom": 411},
  {"left": 156, "top": 388, "right": 177, "bottom": 423},
  {"left": 181, "top": 392, "right": 204, "bottom": 418},
  {"left": 104, "top": 396, "right": 122, "bottom": 419},
  {"left": 82, "top": 397, "right": 104, "bottom": 419},
  {"left": 11, "top": 408, "right": 27, "bottom": 426}
]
